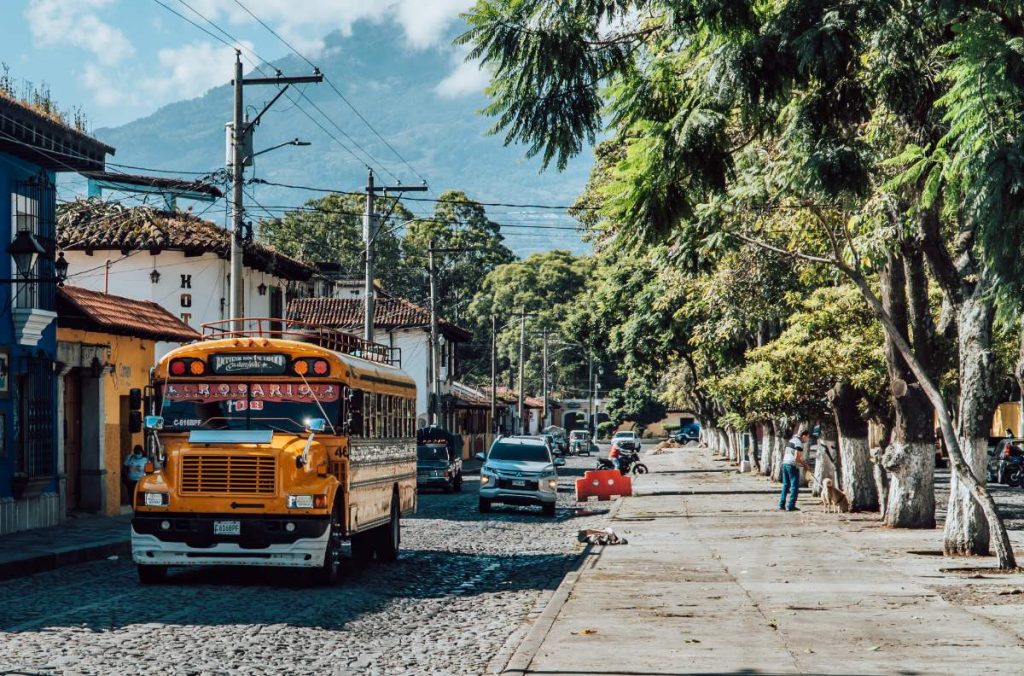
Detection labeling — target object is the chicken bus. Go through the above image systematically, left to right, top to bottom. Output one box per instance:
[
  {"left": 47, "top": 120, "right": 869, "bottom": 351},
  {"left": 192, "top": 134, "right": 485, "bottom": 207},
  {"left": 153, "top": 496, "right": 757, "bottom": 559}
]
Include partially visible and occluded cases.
[{"left": 131, "top": 319, "right": 417, "bottom": 585}]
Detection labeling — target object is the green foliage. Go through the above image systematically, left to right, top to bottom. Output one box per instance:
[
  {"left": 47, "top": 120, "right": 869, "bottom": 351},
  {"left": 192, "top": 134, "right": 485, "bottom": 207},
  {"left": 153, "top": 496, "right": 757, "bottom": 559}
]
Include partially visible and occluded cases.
[
  {"left": 605, "top": 383, "right": 667, "bottom": 429},
  {"left": 597, "top": 420, "right": 616, "bottom": 438}
]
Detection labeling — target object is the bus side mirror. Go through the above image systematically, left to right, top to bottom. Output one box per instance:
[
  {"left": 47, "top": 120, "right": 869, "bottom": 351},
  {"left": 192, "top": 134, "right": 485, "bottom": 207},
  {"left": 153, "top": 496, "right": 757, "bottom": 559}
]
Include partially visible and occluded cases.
[
  {"left": 129, "top": 388, "right": 143, "bottom": 411},
  {"left": 129, "top": 411, "right": 143, "bottom": 434},
  {"left": 144, "top": 415, "right": 164, "bottom": 431},
  {"left": 305, "top": 418, "right": 326, "bottom": 433}
]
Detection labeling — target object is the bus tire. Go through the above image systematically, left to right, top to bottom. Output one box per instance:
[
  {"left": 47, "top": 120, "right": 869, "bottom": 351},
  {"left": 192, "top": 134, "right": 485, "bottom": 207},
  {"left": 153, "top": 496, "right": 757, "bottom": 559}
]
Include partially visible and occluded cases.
[
  {"left": 375, "top": 491, "right": 401, "bottom": 563},
  {"left": 311, "top": 504, "right": 343, "bottom": 586},
  {"left": 137, "top": 564, "right": 167, "bottom": 585}
]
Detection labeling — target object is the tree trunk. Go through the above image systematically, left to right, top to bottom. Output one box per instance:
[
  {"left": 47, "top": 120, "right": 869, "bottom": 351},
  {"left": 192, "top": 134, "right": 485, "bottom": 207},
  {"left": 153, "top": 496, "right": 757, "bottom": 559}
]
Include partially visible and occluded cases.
[
  {"left": 880, "top": 249, "right": 936, "bottom": 528},
  {"left": 945, "top": 291, "right": 996, "bottom": 555},
  {"left": 830, "top": 382, "right": 877, "bottom": 511},
  {"left": 868, "top": 420, "right": 891, "bottom": 521},
  {"left": 770, "top": 422, "right": 784, "bottom": 483},
  {"left": 748, "top": 423, "right": 760, "bottom": 472},
  {"left": 761, "top": 423, "right": 774, "bottom": 477},
  {"left": 813, "top": 439, "right": 837, "bottom": 497}
]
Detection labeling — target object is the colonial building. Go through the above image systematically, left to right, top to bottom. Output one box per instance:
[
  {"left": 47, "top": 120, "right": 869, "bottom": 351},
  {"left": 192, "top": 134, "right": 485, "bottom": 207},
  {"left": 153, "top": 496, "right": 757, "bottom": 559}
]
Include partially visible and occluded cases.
[
  {"left": 0, "top": 95, "right": 114, "bottom": 534},
  {"left": 57, "top": 199, "right": 315, "bottom": 357},
  {"left": 56, "top": 285, "right": 197, "bottom": 517},
  {"left": 288, "top": 295, "right": 471, "bottom": 429},
  {"left": 451, "top": 381, "right": 493, "bottom": 456}
]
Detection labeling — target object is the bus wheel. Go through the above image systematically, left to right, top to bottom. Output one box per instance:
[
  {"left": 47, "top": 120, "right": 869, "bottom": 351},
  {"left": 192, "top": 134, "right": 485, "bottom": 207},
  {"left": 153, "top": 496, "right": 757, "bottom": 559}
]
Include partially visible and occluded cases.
[
  {"left": 375, "top": 492, "right": 401, "bottom": 563},
  {"left": 312, "top": 505, "right": 343, "bottom": 586},
  {"left": 137, "top": 564, "right": 167, "bottom": 585}
]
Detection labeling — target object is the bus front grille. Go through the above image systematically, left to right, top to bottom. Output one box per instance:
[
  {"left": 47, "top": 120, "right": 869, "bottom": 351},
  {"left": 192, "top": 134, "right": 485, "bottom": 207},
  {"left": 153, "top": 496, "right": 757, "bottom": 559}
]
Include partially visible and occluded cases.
[{"left": 179, "top": 455, "right": 276, "bottom": 495}]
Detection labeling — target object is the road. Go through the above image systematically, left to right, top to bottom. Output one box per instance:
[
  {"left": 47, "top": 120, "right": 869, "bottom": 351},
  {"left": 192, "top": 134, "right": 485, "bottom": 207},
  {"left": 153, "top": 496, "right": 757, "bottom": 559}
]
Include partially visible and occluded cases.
[{"left": 0, "top": 454, "right": 608, "bottom": 675}]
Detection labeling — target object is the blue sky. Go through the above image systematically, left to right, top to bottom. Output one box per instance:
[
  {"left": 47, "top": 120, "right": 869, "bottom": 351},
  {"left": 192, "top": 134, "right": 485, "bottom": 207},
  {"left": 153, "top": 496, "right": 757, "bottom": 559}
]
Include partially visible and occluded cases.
[{"left": 2, "top": 0, "right": 484, "bottom": 129}]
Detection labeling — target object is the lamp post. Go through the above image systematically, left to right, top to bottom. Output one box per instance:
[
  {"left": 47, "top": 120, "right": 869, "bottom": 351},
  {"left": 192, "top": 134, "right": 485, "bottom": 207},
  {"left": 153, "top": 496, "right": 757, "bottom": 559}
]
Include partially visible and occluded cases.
[{"left": 3, "top": 231, "right": 69, "bottom": 285}]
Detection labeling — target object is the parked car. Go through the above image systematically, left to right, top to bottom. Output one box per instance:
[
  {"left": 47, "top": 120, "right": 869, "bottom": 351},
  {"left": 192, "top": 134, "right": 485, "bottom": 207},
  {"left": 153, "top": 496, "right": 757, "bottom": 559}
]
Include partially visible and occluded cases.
[
  {"left": 568, "top": 430, "right": 592, "bottom": 456},
  {"left": 479, "top": 436, "right": 565, "bottom": 516},
  {"left": 417, "top": 443, "right": 463, "bottom": 492}
]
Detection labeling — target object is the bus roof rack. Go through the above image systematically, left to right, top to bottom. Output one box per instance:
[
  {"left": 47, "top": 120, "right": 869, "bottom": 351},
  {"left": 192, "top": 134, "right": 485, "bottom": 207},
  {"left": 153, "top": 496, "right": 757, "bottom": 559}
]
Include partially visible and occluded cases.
[{"left": 200, "top": 318, "right": 401, "bottom": 368}]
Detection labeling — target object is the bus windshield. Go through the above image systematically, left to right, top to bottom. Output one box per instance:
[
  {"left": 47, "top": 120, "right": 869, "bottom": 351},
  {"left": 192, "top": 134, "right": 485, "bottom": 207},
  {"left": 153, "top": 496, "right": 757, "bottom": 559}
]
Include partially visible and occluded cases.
[{"left": 158, "top": 381, "right": 340, "bottom": 433}]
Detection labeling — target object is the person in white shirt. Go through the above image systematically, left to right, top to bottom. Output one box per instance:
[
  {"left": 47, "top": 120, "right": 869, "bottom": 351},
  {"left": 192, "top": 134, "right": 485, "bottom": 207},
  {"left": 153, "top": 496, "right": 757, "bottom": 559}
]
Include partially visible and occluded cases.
[
  {"left": 778, "top": 429, "right": 810, "bottom": 511},
  {"left": 123, "top": 445, "right": 148, "bottom": 503}
]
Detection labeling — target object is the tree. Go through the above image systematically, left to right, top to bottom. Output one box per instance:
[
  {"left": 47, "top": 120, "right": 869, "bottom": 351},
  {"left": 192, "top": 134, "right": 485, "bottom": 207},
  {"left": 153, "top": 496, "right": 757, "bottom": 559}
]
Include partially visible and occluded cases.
[
  {"left": 461, "top": 0, "right": 1019, "bottom": 565},
  {"left": 403, "top": 190, "right": 515, "bottom": 324},
  {"left": 258, "top": 193, "right": 418, "bottom": 299},
  {"left": 467, "top": 250, "right": 587, "bottom": 392},
  {"left": 605, "top": 383, "right": 666, "bottom": 433}
]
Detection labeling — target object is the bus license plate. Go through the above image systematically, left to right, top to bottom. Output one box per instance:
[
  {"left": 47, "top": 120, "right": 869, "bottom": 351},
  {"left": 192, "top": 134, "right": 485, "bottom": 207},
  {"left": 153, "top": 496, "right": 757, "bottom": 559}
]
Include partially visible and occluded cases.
[
  {"left": 512, "top": 480, "right": 526, "bottom": 487},
  {"left": 214, "top": 521, "right": 241, "bottom": 536}
]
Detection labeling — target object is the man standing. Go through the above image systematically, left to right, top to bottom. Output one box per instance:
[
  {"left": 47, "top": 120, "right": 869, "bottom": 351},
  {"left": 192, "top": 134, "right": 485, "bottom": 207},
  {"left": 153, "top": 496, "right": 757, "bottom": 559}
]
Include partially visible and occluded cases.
[
  {"left": 779, "top": 429, "right": 810, "bottom": 511},
  {"left": 123, "top": 444, "right": 148, "bottom": 505}
]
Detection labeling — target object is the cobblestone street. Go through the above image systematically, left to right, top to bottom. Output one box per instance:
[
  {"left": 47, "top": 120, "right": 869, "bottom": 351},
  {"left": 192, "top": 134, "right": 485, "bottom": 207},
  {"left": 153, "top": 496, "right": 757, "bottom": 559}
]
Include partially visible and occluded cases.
[{"left": 0, "top": 456, "right": 608, "bottom": 675}]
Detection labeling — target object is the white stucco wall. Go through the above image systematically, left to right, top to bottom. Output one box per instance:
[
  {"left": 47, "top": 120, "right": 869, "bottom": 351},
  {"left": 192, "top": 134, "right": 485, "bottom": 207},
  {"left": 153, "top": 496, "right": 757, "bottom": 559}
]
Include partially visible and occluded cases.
[{"left": 64, "top": 250, "right": 304, "bottom": 357}]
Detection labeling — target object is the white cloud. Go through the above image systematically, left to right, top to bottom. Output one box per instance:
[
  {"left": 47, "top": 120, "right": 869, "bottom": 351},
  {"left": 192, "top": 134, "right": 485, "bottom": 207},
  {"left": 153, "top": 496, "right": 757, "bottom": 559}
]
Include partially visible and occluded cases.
[
  {"left": 25, "top": 0, "right": 135, "bottom": 65},
  {"left": 143, "top": 40, "right": 254, "bottom": 102},
  {"left": 435, "top": 51, "right": 488, "bottom": 98},
  {"left": 82, "top": 63, "right": 132, "bottom": 107}
]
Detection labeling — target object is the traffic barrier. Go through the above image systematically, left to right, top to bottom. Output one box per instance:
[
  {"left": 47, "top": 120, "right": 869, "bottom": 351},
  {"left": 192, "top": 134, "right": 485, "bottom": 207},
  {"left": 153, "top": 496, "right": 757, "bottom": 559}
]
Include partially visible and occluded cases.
[{"left": 575, "top": 469, "right": 632, "bottom": 502}]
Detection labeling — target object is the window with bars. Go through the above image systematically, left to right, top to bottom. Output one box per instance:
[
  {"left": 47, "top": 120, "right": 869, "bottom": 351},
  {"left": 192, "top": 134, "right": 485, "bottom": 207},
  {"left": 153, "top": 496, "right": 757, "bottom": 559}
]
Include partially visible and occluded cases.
[
  {"left": 10, "top": 177, "right": 56, "bottom": 311},
  {"left": 16, "top": 357, "right": 55, "bottom": 477}
]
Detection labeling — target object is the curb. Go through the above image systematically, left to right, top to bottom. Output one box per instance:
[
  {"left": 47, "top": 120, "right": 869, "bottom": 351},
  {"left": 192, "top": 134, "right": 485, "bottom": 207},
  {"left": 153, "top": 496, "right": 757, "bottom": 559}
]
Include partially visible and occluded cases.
[
  {"left": 500, "top": 497, "right": 625, "bottom": 676},
  {"left": 0, "top": 539, "right": 130, "bottom": 582}
]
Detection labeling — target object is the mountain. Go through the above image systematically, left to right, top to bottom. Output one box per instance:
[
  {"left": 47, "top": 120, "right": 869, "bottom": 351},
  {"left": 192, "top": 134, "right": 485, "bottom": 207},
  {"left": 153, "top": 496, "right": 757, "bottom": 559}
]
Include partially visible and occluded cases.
[{"left": 93, "top": 21, "right": 594, "bottom": 258}]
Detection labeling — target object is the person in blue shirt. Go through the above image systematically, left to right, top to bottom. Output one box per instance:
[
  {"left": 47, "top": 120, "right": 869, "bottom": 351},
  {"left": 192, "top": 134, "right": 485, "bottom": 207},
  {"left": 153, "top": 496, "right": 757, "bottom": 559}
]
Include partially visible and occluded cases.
[{"left": 123, "top": 444, "right": 148, "bottom": 503}]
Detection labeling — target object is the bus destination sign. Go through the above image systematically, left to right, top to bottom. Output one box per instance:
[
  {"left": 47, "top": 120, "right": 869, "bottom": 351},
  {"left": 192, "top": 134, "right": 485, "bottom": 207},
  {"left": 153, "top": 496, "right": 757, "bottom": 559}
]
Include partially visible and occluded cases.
[{"left": 210, "top": 353, "right": 288, "bottom": 375}]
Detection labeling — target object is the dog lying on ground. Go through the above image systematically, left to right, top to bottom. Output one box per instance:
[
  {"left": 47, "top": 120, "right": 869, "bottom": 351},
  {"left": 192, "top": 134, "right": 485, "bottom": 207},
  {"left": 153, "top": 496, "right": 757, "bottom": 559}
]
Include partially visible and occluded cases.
[{"left": 820, "top": 478, "right": 851, "bottom": 513}]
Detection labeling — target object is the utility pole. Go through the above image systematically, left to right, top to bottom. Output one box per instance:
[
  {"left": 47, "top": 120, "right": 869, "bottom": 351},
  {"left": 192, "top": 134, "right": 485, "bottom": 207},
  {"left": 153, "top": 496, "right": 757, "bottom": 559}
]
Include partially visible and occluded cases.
[
  {"left": 227, "top": 51, "right": 322, "bottom": 331},
  {"left": 230, "top": 53, "right": 244, "bottom": 331},
  {"left": 363, "top": 169, "right": 376, "bottom": 341},
  {"left": 361, "top": 178, "right": 428, "bottom": 342},
  {"left": 428, "top": 240, "right": 439, "bottom": 426},
  {"left": 518, "top": 307, "right": 526, "bottom": 435},
  {"left": 490, "top": 314, "right": 497, "bottom": 436},
  {"left": 542, "top": 327, "right": 549, "bottom": 428},
  {"left": 587, "top": 351, "right": 594, "bottom": 436}
]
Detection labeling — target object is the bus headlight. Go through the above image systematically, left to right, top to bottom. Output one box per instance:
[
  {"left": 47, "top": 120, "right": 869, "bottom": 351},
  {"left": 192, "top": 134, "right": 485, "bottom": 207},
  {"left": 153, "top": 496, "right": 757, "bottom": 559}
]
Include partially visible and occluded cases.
[
  {"left": 142, "top": 492, "right": 169, "bottom": 507},
  {"left": 287, "top": 494, "right": 327, "bottom": 509}
]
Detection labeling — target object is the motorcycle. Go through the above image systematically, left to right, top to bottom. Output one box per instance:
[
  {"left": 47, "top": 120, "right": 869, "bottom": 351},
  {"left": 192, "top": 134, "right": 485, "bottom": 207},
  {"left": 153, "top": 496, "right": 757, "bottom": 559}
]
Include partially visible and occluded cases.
[
  {"left": 998, "top": 443, "right": 1024, "bottom": 487},
  {"left": 596, "top": 448, "right": 649, "bottom": 475}
]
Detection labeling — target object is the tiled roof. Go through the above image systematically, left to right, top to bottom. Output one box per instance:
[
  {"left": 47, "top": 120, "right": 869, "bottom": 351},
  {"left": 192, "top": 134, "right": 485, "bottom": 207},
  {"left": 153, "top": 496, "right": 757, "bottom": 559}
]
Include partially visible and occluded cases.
[
  {"left": 57, "top": 199, "right": 314, "bottom": 280},
  {"left": 58, "top": 285, "right": 200, "bottom": 343},
  {"left": 287, "top": 296, "right": 471, "bottom": 342},
  {"left": 495, "top": 386, "right": 543, "bottom": 408}
]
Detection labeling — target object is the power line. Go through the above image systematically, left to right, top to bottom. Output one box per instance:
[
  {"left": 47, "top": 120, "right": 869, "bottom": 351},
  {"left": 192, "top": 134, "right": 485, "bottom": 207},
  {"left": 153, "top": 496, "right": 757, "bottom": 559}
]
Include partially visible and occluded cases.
[
  {"left": 232, "top": 0, "right": 429, "bottom": 186},
  {"left": 248, "top": 178, "right": 598, "bottom": 211}
]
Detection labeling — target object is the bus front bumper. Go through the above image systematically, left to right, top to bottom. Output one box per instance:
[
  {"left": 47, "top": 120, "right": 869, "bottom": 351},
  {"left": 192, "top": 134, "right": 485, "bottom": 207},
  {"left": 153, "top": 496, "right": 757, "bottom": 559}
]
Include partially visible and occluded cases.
[{"left": 131, "top": 513, "right": 330, "bottom": 568}]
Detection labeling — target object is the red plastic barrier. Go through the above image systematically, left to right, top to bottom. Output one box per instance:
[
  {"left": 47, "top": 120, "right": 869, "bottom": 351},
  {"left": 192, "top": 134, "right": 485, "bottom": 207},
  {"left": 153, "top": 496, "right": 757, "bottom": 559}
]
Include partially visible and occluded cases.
[{"left": 575, "top": 469, "right": 633, "bottom": 502}]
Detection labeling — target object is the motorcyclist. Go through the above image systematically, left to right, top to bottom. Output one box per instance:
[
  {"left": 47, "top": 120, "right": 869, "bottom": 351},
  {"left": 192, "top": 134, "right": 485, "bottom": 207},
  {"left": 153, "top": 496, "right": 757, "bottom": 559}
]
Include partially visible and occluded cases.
[{"left": 609, "top": 443, "right": 622, "bottom": 472}]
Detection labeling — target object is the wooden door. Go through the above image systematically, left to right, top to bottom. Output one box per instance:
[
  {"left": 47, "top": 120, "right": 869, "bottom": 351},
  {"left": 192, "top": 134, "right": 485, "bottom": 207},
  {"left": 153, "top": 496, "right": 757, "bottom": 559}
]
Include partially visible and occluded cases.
[
  {"left": 63, "top": 371, "right": 82, "bottom": 513},
  {"left": 119, "top": 396, "right": 132, "bottom": 505}
]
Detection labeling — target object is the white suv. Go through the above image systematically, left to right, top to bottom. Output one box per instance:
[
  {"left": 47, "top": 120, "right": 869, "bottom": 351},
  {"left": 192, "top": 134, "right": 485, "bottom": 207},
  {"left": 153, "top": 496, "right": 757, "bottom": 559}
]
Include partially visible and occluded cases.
[{"left": 479, "top": 436, "right": 565, "bottom": 517}]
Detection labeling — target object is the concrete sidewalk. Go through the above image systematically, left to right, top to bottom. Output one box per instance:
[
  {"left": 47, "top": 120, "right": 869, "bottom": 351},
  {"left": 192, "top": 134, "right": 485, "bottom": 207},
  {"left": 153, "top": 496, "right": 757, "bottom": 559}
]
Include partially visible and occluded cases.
[
  {"left": 514, "top": 445, "right": 1024, "bottom": 675},
  {"left": 0, "top": 514, "right": 130, "bottom": 581}
]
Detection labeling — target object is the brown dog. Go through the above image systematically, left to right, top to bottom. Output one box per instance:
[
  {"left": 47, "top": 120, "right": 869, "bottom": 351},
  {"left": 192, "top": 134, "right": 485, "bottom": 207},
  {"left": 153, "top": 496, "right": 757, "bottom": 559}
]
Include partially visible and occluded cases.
[{"left": 821, "top": 478, "right": 851, "bottom": 513}]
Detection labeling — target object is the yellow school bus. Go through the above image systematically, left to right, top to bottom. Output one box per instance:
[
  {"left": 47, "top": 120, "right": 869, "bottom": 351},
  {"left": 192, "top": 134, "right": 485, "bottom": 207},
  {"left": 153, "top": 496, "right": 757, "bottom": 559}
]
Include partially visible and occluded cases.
[{"left": 131, "top": 319, "right": 417, "bottom": 584}]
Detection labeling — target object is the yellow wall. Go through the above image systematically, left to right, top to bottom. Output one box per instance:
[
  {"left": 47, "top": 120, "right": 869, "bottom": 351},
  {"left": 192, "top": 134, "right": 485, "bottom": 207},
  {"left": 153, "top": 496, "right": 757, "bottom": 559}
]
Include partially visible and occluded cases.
[
  {"left": 58, "top": 328, "right": 155, "bottom": 515},
  {"left": 992, "top": 402, "right": 1022, "bottom": 438}
]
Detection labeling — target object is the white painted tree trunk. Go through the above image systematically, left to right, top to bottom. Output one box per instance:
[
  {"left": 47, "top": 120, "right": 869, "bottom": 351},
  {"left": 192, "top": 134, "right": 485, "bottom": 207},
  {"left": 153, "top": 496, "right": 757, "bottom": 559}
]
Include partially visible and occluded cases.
[
  {"left": 761, "top": 426, "right": 774, "bottom": 477},
  {"left": 839, "top": 436, "right": 877, "bottom": 511},
  {"left": 945, "top": 437, "right": 990, "bottom": 555},
  {"left": 770, "top": 438, "right": 783, "bottom": 483},
  {"left": 883, "top": 441, "right": 935, "bottom": 528},
  {"left": 814, "top": 442, "right": 837, "bottom": 497}
]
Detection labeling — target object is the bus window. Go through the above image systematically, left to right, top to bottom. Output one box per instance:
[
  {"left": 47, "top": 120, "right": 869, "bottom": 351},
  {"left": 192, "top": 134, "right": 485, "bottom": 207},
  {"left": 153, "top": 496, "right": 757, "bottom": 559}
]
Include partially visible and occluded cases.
[{"left": 345, "top": 388, "right": 363, "bottom": 436}]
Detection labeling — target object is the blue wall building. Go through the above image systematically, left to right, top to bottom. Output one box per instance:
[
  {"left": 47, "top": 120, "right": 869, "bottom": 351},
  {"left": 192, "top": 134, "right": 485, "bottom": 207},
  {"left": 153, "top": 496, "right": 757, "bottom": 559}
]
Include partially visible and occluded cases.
[{"left": 0, "top": 97, "right": 113, "bottom": 534}]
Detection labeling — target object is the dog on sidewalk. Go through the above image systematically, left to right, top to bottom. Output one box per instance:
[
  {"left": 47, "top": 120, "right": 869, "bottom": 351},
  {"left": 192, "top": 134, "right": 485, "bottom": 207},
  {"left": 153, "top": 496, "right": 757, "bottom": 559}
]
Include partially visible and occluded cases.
[{"left": 820, "top": 478, "right": 851, "bottom": 513}]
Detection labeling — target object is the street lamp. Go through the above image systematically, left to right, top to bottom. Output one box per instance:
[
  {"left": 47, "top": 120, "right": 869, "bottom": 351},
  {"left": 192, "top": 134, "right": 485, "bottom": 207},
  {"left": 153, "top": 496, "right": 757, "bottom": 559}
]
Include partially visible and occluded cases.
[
  {"left": 247, "top": 138, "right": 311, "bottom": 163},
  {"left": 4, "top": 231, "right": 68, "bottom": 286}
]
